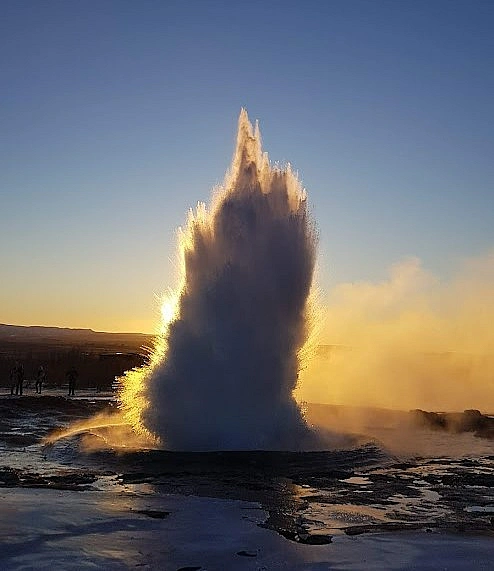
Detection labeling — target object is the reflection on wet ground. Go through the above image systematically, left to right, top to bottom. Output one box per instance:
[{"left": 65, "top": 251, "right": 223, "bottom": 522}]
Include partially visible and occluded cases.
[{"left": 1, "top": 395, "right": 493, "bottom": 545}]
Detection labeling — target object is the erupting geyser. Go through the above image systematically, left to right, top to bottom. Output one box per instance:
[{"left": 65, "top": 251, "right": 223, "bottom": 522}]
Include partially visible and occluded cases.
[{"left": 119, "top": 109, "right": 319, "bottom": 450}]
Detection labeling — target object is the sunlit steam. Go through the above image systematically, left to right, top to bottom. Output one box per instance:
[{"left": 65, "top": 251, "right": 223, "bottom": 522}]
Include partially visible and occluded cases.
[
  {"left": 118, "top": 109, "right": 319, "bottom": 450},
  {"left": 300, "top": 253, "right": 494, "bottom": 413},
  {"left": 42, "top": 412, "right": 152, "bottom": 451}
]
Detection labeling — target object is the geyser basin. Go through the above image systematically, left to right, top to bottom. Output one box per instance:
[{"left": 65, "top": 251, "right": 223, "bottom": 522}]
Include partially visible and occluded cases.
[{"left": 119, "top": 110, "right": 318, "bottom": 450}]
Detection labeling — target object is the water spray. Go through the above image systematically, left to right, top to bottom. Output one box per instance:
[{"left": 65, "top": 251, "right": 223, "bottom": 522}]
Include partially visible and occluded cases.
[{"left": 119, "top": 110, "right": 319, "bottom": 450}]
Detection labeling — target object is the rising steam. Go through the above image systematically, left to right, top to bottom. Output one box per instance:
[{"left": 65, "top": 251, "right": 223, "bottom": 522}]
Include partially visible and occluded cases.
[
  {"left": 119, "top": 110, "right": 318, "bottom": 450},
  {"left": 300, "top": 253, "right": 494, "bottom": 413}
]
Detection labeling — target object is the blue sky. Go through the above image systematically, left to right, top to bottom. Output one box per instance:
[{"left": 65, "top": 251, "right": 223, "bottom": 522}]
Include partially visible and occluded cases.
[{"left": 1, "top": 0, "right": 493, "bottom": 332}]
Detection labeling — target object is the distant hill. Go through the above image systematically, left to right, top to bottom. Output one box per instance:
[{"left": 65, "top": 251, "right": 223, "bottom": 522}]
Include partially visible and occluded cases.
[
  {"left": 0, "top": 324, "right": 154, "bottom": 352},
  {"left": 0, "top": 324, "right": 155, "bottom": 390}
]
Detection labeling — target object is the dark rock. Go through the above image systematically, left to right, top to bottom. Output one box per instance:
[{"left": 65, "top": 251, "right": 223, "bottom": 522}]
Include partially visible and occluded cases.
[
  {"left": 410, "top": 408, "right": 494, "bottom": 440},
  {"left": 137, "top": 510, "right": 170, "bottom": 519},
  {"left": 298, "top": 533, "right": 332, "bottom": 545},
  {"left": 236, "top": 550, "right": 257, "bottom": 557}
]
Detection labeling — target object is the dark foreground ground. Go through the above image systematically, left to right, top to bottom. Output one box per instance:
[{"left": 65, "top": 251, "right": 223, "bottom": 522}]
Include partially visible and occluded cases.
[{"left": 0, "top": 395, "right": 493, "bottom": 563}]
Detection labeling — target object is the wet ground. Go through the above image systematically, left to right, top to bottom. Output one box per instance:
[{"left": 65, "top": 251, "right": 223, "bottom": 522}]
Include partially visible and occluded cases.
[{"left": 1, "top": 393, "right": 493, "bottom": 549}]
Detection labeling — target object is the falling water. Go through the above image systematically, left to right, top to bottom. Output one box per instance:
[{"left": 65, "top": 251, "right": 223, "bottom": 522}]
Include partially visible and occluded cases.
[{"left": 119, "top": 110, "right": 319, "bottom": 450}]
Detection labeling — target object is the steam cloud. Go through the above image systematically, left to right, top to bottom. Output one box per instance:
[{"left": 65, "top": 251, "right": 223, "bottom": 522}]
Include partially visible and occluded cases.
[
  {"left": 120, "top": 110, "right": 318, "bottom": 450},
  {"left": 300, "top": 253, "right": 494, "bottom": 412}
]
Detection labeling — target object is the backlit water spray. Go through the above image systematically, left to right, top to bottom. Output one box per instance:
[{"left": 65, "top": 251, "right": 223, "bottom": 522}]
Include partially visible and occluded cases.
[{"left": 119, "top": 110, "right": 319, "bottom": 450}]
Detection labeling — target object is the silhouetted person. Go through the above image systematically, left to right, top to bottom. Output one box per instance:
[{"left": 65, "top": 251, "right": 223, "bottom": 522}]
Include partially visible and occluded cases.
[
  {"left": 15, "top": 363, "right": 24, "bottom": 396},
  {"left": 10, "top": 364, "right": 18, "bottom": 396},
  {"left": 36, "top": 365, "right": 46, "bottom": 394},
  {"left": 66, "top": 367, "right": 78, "bottom": 396}
]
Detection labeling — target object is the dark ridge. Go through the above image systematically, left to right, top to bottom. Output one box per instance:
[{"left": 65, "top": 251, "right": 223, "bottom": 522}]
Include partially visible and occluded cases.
[{"left": 411, "top": 409, "right": 494, "bottom": 439}]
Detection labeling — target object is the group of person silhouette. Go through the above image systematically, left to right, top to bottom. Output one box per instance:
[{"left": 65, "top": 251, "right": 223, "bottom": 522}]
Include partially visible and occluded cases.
[{"left": 9, "top": 363, "right": 78, "bottom": 396}]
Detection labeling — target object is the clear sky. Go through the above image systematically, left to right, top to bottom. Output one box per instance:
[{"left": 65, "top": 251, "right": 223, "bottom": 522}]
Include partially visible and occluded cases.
[{"left": 1, "top": 0, "right": 493, "bottom": 333}]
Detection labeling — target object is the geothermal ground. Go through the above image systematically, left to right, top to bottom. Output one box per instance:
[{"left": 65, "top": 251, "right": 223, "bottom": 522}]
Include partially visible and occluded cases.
[{"left": 1, "top": 392, "right": 493, "bottom": 570}]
